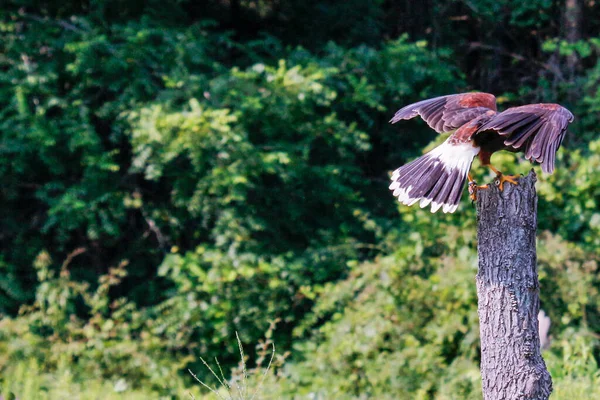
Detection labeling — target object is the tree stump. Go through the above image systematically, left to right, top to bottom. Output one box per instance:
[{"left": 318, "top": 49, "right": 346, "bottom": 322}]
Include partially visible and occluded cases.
[{"left": 475, "top": 170, "right": 552, "bottom": 400}]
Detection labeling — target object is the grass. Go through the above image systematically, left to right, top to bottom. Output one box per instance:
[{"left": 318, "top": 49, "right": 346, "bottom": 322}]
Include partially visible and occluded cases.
[
  {"left": 0, "top": 323, "right": 285, "bottom": 400},
  {"left": 2, "top": 325, "right": 600, "bottom": 400},
  {"left": 189, "top": 332, "right": 276, "bottom": 400},
  {"left": 2, "top": 357, "right": 600, "bottom": 399},
  {"left": 0, "top": 358, "right": 171, "bottom": 400},
  {"left": 552, "top": 376, "right": 600, "bottom": 400}
]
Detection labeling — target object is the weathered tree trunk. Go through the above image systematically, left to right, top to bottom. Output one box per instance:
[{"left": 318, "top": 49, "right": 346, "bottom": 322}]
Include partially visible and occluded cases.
[{"left": 475, "top": 170, "right": 552, "bottom": 400}]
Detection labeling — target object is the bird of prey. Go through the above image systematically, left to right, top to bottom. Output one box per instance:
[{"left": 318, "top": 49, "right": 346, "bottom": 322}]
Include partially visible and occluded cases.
[{"left": 388, "top": 92, "right": 574, "bottom": 213}]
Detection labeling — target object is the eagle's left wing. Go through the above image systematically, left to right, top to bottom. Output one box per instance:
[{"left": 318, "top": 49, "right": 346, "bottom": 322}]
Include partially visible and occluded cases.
[
  {"left": 390, "top": 93, "right": 497, "bottom": 133},
  {"left": 478, "top": 104, "right": 574, "bottom": 174}
]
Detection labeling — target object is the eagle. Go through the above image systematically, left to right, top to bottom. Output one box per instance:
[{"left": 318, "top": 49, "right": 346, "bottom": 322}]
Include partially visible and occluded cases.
[{"left": 388, "top": 92, "right": 574, "bottom": 213}]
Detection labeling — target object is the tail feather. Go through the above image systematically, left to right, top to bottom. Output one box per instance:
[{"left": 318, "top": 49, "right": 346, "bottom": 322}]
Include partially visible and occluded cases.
[{"left": 389, "top": 139, "right": 479, "bottom": 213}]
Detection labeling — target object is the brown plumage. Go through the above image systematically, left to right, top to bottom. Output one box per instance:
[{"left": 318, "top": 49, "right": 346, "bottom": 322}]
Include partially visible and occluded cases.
[{"left": 388, "top": 93, "right": 574, "bottom": 213}]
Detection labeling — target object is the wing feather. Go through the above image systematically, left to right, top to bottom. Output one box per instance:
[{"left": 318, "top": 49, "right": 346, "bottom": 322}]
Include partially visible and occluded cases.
[
  {"left": 390, "top": 93, "right": 497, "bottom": 133},
  {"left": 478, "top": 104, "right": 574, "bottom": 173}
]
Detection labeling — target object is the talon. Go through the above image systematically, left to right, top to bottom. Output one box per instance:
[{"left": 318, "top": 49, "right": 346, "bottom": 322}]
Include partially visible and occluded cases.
[
  {"left": 480, "top": 161, "right": 520, "bottom": 192},
  {"left": 495, "top": 173, "right": 520, "bottom": 191},
  {"left": 468, "top": 175, "right": 489, "bottom": 202},
  {"left": 468, "top": 181, "right": 477, "bottom": 202}
]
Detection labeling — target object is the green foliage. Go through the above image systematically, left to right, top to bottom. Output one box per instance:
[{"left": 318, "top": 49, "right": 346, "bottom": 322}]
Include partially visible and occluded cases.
[
  {"left": 464, "top": 0, "right": 554, "bottom": 28},
  {"left": 1, "top": 6, "right": 464, "bottom": 395},
  {"left": 0, "top": 14, "right": 231, "bottom": 311},
  {"left": 126, "top": 60, "right": 371, "bottom": 257},
  {"left": 535, "top": 138, "right": 600, "bottom": 249},
  {"left": 277, "top": 221, "right": 600, "bottom": 399},
  {"left": 0, "top": 251, "right": 189, "bottom": 397},
  {"left": 189, "top": 323, "right": 289, "bottom": 400},
  {"left": 1, "top": 358, "right": 167, "bottom": 400}
]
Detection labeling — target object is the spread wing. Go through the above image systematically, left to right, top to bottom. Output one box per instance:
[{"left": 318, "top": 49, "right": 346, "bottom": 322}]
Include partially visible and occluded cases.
[
  {"left": 390, "top": 93, "right": 497, "bottom": 133},
  {"left": 478, "top": 104, "right": 574, "bottom": 174}
]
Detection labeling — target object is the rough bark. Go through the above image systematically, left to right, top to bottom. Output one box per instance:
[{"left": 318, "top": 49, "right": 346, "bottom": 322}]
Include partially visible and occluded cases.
[{"left": 476, "top": 170, "right": 552, "bottom": 400}]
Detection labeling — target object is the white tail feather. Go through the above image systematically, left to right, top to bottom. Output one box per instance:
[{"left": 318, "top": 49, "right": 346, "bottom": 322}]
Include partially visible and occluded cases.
[{"left": 389, "top": 138, "right": 479, "bottom": 213}]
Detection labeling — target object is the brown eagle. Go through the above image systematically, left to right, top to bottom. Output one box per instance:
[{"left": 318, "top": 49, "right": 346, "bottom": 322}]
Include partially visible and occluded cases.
[{"left": 388, "top": 92, "right": 574, "bottom": 213}]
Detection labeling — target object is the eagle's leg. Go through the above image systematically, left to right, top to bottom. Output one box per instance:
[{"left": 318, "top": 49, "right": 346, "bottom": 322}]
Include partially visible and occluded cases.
[
  {"left": 478, "top": 152, "right": 519, "bottom": 191},
  {"left": 483, "top": 164, "right": 519, "bottom": 190},
  {"left": 468, "top": 173, "right": 489, "bottom": 202}
]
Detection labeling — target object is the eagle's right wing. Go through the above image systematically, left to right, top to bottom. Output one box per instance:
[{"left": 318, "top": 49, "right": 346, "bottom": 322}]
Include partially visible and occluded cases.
[{"left": 478, "top": 104, "right": 574, "bottom": 174}]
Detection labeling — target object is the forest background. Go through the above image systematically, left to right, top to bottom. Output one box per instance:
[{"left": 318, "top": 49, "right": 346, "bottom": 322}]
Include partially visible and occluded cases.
[{"left": 2, "top": 1, "right": 600, "bottom": 399}]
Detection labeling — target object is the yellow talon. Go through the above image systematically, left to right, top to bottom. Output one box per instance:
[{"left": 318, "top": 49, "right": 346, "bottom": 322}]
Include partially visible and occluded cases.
[
  {"left": 480, "top": 163, "right": 520, "bottom": 192},
  {"left": 468, "top": 173, "right": 490, "bottom": 202},
  {"left": 494, "top": 174, "right": 520, "bottom": 191}
]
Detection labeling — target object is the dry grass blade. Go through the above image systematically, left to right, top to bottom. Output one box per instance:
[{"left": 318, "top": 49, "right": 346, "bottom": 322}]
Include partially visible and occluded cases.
[
  {"left": 190, "top": 328, "right": 283, "bottom": 400},
  {"left": 236, "top": 332, "right": 249, "bottom": 399},
  {"left": 249, "top": 343, "right": 276, "bottom": 400},
  {"left": 189, "top": 357, "right": 230, "bottom": 400}
]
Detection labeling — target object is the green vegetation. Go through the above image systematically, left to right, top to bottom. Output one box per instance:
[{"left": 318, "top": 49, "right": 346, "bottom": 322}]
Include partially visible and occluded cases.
[{"left": 1, "top": 1, "right": 600, "bottom": 398}]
